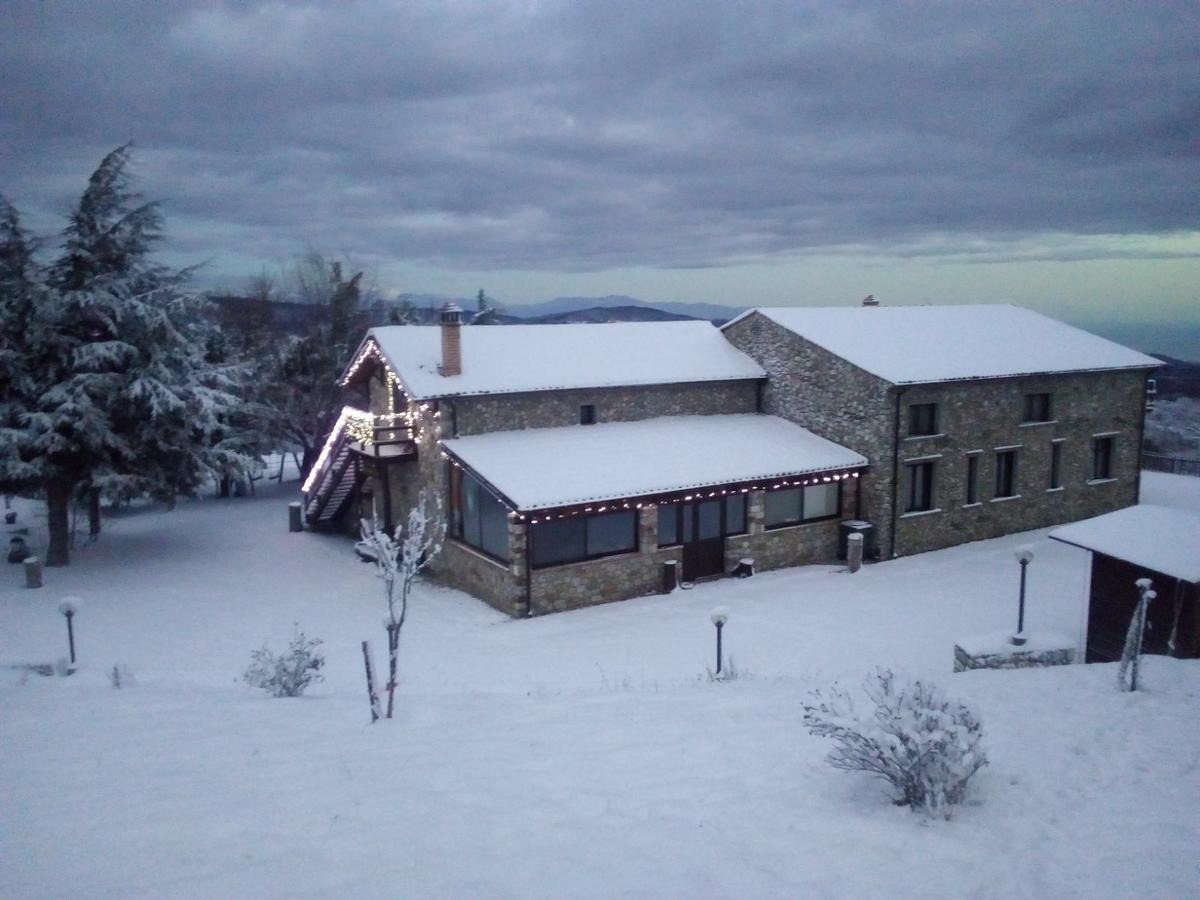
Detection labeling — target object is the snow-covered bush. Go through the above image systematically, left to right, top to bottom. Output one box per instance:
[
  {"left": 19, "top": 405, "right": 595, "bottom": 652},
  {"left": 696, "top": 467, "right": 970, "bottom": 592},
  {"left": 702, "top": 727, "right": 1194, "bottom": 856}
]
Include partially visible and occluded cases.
[
  {"left": 242, "top": 625, "right": 325, "bottom": 697},
  {"left": 802, "top": 668, "right": 987, "bottom": 816}
]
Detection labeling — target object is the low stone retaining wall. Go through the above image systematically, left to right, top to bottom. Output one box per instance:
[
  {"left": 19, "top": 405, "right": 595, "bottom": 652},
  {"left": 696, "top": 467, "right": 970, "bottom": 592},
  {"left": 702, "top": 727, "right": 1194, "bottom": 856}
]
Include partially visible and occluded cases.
[{"left": 954, "top": 630, "right": 1075, "bottom": 672}]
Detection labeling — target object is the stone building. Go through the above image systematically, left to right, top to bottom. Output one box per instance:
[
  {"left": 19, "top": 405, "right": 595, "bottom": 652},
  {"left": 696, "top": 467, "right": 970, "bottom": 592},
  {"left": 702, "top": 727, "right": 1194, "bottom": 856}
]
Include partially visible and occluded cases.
[
  {"left": 303, "top": 301, "right": 1159, "bottom": 615},
  {"left": 721, "top": 304, "right": 1160, "bottom": 558}
]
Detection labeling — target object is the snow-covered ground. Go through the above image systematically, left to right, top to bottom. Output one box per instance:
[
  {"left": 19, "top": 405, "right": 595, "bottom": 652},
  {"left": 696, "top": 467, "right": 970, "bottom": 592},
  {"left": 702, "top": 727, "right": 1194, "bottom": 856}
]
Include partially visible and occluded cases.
[{"left": 2, "top": 474, "right": 1198, "bottom": 898}]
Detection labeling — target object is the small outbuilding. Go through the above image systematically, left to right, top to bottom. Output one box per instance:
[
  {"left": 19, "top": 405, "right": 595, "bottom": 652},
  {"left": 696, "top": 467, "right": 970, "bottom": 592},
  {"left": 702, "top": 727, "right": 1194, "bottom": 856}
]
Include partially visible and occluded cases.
[{"left": 1050, "top": 505, "right": 1200, "bottom": 663}]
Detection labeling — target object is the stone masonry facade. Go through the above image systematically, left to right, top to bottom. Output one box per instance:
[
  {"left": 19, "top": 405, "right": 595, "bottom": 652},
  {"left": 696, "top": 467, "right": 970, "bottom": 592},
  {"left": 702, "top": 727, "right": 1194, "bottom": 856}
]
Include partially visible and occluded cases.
[
  {"left": 723, "top": 310, "right": 1151, "bottom": 559},
  {"left": 341, "top": 313, "right": 1151, "bottom": 615}
]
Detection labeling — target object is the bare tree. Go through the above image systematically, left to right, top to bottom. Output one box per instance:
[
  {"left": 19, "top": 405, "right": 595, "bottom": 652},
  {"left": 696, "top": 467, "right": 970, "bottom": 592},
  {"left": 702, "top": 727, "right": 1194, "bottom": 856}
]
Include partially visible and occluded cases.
[{"left": 359, "top": 491, "right": 444, "bottom": 718}]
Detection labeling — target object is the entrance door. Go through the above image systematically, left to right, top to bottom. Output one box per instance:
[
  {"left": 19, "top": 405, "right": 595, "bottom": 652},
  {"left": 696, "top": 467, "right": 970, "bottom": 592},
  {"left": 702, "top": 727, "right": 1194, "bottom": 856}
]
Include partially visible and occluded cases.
[{"left": 680, "top": 499, "right": 725, "bottom": 582}]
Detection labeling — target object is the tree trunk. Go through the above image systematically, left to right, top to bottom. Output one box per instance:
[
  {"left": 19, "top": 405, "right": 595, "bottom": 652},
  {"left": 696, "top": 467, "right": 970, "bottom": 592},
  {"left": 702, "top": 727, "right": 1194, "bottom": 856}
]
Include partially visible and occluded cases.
[
  {"left": 218, "top": 476, "right": 231, "bottom": 498},
  {"left": 45, "top": 479, "right": 74, "bottom": 567},
  {"left": 88, "top": 489, "right": 102, "bottom": 538}
]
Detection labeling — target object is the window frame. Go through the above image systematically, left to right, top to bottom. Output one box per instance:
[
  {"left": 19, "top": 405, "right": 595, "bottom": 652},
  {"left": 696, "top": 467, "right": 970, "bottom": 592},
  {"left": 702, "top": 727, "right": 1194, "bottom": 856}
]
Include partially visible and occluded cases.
[
  {"left": 1022, "top": 392, "right": 1053, "bottom": 423},
  {"left": 908, "top": 402, "right": 938, "bottom": 437},
  {"left": 580, "top": 404, "right": 596, "bottom": 425},
  {"left": 1091, "top": 436, "right": 1115, "bottom": 480},
  {"left": 1049, "top": 441, "right": 1064, "bottom": 489},
  {"left": 994, "top": 450, "right": 1018, "bottom": 499},
  {"left": 965, "top": 453, "right": 980, "bottom": 505},
  {"left": 904, "top": 461, "right": 935, "bottom": 513},
  {"left": 449, "top": 466, "right": 512, "bottom": 563},
  {"left": 765, "top": 481, "right": 843, "bottom": 530},
  {"left": 657, "top": 495, "right": 750, "bottom": 546},
  {"left": 530, "top": 508, "right": 638, "bottom": 569}
]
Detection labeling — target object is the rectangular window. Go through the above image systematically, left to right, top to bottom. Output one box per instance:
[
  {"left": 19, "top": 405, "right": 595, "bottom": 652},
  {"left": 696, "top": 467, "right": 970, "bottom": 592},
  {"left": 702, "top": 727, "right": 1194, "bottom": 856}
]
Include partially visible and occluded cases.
[
  {"left": 1023, "top": 393, "right": 1052, "bottom": 422},
  {"left": 908, "top": 403, "right": 938, "bottom": 436},
  {"left": 580, "top": 404, "right": 596, "bottom": 425},
  {"left": 1092, "top": 437, "right": 1114, "bottom": 480},
  {"left": 1049, "top": 442, "right": 1063, "bottom": 489},
  {"left": 995, "top": 450, "right": 1018, "bottom": 498},
  {"left": 965, "top": 454, "right": 979, "bottom": 504},
  {"left": 905, "top": 462, "right": 934, "bottom": 512},
  {"left": 451, "top": 468, "right": 511, "bottom": 562},
  {"left": 803, "top": 483, "right": 840, "bottom": 520},
  {"left": 764, "top": 488, "right": 803, "bottom": 528},
  {"left": 725, "top": 494, "right": 747, "bottom": 535},
  {"left": 656, "top": 505, "right": 678, "bottom": 546},
  {"left": 531, "top": 509, "right": 637, "bottom": 568}
]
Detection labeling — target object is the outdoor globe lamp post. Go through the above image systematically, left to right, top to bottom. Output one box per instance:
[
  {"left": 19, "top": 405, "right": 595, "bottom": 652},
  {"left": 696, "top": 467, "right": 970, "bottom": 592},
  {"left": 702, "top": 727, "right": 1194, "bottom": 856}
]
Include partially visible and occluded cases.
[
  {"left": 1012, "top": 547, "right": 1034, "bottom": 646},
  {"left": 58, "top": 597, "right": 80, "bottom": 664},
  {"left": 710, "top": 606, "right": 729, "bottom": 675}
]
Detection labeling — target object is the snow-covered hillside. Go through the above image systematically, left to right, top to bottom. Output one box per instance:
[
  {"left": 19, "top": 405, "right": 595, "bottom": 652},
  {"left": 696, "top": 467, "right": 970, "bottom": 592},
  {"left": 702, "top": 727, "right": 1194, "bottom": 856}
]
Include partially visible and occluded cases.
[{"left": 2, "top": 474, "right": 1197, "bottom": 897}]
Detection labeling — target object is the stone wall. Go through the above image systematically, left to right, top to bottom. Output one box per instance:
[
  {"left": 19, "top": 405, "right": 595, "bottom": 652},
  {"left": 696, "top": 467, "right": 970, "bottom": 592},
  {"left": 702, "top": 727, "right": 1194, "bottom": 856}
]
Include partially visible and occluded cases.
[
  {"left": 723, "top": 312, "right": 1151, "bottom": 560},
  {"left": 722, "top": 313, "right": 896, "bottom": 549},
  {"left": 892, "top": 369, "right": 1146, "bottom": 556},
  {"left": 448, "top": 379, "right": 759, "bottom": 436},
  {"left": 529, "top": 507, "right": 682, "bottom": 614},
  {"left": 439, "top": 537, "right": 526, "bottom": 617}
]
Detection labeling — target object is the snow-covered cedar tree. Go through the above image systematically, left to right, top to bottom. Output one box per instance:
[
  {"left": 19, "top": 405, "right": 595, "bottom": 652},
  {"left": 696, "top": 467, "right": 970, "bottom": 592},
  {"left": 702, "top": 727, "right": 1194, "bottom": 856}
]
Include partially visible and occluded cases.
[
  {"left": 0, "top": 146, "right": 260, "bottom": 565},
  {"left": 359, "top": 490, "right": 444, "bottom": 718},
  {"left": 242, "top": 625, "right": 325, "bottom": 698},
  {"left": 802, "top": 668, "right": 988, "bottom": 816}
]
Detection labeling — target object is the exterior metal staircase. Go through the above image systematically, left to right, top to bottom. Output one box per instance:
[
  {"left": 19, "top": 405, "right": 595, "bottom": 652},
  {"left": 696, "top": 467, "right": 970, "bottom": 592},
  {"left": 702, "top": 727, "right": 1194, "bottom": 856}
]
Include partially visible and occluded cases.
[{"left": 303, "top": 420, "right": 365, "bottom": 528}]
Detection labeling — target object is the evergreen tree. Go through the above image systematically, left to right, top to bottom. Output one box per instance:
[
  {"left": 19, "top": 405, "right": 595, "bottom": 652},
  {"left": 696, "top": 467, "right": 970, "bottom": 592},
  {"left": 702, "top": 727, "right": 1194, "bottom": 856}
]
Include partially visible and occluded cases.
[{"left": 0, "top": 147, "right": 258, "bottom": 565}]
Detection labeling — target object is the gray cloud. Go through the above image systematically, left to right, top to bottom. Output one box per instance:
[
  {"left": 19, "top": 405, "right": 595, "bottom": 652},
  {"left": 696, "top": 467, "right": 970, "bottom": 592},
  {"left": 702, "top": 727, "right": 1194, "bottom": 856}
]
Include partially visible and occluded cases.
[{"left": 2, "top": 0, "right": 1197, "bottom": 281}]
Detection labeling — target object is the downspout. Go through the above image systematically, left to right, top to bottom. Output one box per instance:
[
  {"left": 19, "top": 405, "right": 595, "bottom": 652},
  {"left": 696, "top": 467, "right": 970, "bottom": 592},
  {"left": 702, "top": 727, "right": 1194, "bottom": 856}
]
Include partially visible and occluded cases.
[{"left": 889, "top": 387, "right": 904, "bottom": 559}]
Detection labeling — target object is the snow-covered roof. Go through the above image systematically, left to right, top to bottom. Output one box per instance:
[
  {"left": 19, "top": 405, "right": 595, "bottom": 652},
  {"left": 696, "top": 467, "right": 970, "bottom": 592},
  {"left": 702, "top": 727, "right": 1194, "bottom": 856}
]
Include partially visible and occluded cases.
[
  {"left": 724, "top": 305, "right": 1161, "bottom": 385},
  {"left": 355, "top": 321, "right": 765, "bottom": 399},
  {"left": 441, "top": 414, "right": 867, "bottom": 511},
  {"left": 1049, "top": 505, "right": 1200, "bottom": 583}
]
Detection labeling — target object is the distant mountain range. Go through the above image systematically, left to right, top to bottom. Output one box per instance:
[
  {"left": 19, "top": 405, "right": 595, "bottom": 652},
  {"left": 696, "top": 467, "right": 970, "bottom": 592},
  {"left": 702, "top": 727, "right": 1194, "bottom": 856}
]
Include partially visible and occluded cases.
[{"left": 209, "top": 292, "right": 1199, "bottom": 383}]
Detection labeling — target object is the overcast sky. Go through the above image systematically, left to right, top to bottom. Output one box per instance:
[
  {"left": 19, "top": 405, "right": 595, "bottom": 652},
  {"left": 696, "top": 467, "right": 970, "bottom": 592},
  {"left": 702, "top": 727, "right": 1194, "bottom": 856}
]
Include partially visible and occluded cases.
[{"left": 2, "top": 1, "right": 1197, "bottom": 324}]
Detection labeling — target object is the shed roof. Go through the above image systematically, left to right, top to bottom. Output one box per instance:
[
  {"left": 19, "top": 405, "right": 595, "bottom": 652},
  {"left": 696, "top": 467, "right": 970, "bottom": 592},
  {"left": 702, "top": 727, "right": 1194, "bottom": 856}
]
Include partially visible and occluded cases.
[
  {"left": 724, "top": 304, "right": 1160, "bottom": 385},
  {"left": 353, "top": 320, "right": 765, "bottom": 399},
  {"left": 440, "top": 414, "right": 866, "bottom": 511},
  {"left": 1049, "top": 505, "right": 1200, "bottom": 583}
]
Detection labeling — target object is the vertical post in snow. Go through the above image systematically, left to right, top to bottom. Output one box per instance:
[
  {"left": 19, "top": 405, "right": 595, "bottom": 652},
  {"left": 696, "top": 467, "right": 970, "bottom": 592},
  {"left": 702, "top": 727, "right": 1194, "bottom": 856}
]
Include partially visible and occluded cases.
[{"left": 361, "top": 640, "right": 381, "bottom": 722}]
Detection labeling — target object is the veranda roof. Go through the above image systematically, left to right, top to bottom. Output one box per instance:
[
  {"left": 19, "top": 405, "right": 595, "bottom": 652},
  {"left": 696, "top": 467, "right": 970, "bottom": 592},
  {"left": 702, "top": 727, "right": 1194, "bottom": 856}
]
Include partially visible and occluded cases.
[
  {"left": 440, "top": 414, "right": 867, "bottom": 511},
  {"left": 1049, "top": 505, "right": 1200, "bottom": 583}
]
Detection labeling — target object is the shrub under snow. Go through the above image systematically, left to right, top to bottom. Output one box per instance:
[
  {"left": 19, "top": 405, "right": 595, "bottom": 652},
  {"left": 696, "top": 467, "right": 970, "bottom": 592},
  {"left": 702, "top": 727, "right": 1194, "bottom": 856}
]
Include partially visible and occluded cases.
[
  {"left": 242, "top": 625, "right": 325, "bottom": 698},
  {"left": 801, "top": 668, "right": 987, "bottom": 816}
]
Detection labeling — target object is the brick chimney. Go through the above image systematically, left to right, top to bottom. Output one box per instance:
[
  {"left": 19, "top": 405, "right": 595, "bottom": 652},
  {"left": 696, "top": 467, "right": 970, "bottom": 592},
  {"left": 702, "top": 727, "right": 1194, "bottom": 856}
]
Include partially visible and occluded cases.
[
  {"left": 862, "top": 294, "right": 879, "bottom": 307},
  {"left": 438, "top": 302, "right": 463, "bottom": 376}
]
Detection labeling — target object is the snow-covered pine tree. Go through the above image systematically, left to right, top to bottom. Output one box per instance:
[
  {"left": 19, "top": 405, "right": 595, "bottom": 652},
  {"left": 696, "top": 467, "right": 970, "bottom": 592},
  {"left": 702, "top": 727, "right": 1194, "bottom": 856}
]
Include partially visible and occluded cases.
[{"left": 0, "top": 146, "right": 260, "bottom": 564}]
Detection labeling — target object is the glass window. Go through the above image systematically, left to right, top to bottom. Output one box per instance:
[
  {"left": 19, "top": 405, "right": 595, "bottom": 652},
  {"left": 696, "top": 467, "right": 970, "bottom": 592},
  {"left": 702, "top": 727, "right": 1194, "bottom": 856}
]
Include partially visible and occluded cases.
[
  {"left": 1023, "top": 393, "right": 1052, "bottom": 422},
  {"left": 908, "top": 403, "right": 937, "bottom": 436},
  {"left": 580, "top": 404, "right": 596, "bottom": 425},
  {"left": 1092, "top": 437, "right": 1114, "bottom": 480},
  {"left": 1050, "top": 442, "right": 1063, "bottom": 488},
  {"left": 995, "top": 450, "right": 1017, "bottom": 498},
  {"left": 965, "top": 454, "right": 979, "bottom": 504},
  {"left": 905, "top": 462, "right": 934, "bottom": 512},
  {"left": 453, "top": 469, "right": 511, "bottom": 562},
  {"left": 803, "top": 483, "right": 840, "bottom": 520},
  {"left": 764, "top": 488, "right": 802, "bottom": 527},
  {"left": 725, "top": 494, "right": 747, "bottom": 535},
  {"left": 697, "top": 500, "right": 722, "bottom": 540},
  {"left": 656, "top": 505, "right": 678, "bottom": 546},
  {"left": 587, "top": 510, "right": 636, "bottom": 555},
  {"left": 531, "top": 518, "right": 586, "bottom": 567}
]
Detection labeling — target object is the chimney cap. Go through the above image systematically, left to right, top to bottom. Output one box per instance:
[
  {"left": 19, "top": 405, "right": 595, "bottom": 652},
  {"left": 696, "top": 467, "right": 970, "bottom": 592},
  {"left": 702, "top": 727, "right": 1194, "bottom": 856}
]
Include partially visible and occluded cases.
[{"left": 441, "top": 301, "right": 463, "bottom": 324}]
